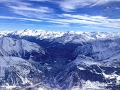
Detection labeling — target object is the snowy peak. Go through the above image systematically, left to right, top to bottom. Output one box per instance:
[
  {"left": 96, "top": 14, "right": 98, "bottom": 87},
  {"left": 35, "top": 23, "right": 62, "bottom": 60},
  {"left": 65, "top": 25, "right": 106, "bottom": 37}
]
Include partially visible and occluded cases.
[
  {"left": 4, "top": 29, "right": 120, "bottom": 44},
  {"left": 7, "top": 29, "right": 120, "bottom": 44},
  {"left": 8, "top": 29, "right": 65, "bottom": 40},
  {"left": 0, "top": 37, "right": 45, "bottom": 61}
]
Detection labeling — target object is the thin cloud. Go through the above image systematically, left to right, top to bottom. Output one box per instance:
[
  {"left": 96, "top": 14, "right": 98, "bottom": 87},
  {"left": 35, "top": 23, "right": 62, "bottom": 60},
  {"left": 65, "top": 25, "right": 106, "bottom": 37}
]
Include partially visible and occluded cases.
[
  {"left": 0, "top": 0, "right": 19, "bottom": 2},
  {"left": 0, "top": 0, "right": 30, "bottom": 6},
  {"left": 5, "top": 0, "right": 54, "bottom": 18},
  {"left": 29, "top": 0, "right": 50, "bottom": 1},
  {"left": 57, "top": 0, "right": 120, "bottom": 12},
  {"left": 8, "top": 5, "right": 52, "bottom": 13},
  {"left": 1, "top": 13, "right": 119, "bottom": 29},
  {"left": 44, "top": 14, "right": 120, "bottom": 29},
  {"left": 0, "top": 16, "right": 41, "bottom": 22},
  {"left": 0, "top": 16, "right": 15, "bottom": 19},
  {"left": 18, "top": 17, "right": 41, "bottom": 22}
]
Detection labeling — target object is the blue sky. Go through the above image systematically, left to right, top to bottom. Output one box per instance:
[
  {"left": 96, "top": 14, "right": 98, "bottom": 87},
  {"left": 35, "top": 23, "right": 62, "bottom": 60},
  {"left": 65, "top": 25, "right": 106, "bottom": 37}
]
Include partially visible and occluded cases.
[{"left": 0, "top": 0, "right": 120, "bottom": 32}]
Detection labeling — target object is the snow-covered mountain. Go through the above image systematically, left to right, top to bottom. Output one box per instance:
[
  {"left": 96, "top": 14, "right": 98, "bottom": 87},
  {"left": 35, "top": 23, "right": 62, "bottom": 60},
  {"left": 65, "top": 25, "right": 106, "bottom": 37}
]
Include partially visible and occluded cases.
[
  {"left": 0, "top": 29, "right": 120, "bottom": 90},
  {"left": 4, "top": 29, "right": 120, "bottom": 43},
  {"left": 0, "top": 37, "right": 46, "bottom": 62},
  {"left": 0, "top": 37, "right": 50, "bottom": 89},
  {"left": 73, "top": 39, "right": 120, "bottom": 61},
  {"left": 55, "top": 55, "right": 120, "bottom": 90},
  {"left": 0, "top": 57, "right": 45, "bottom": 89}
]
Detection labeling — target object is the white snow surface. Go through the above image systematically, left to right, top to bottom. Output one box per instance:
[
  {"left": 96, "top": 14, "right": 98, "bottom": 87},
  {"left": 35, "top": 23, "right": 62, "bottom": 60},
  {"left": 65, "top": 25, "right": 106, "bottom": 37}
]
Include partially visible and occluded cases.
[
  {"left": 1, "top": 29, "right": 120, "bottom": 44},
  {"left": 8, "top": 29, "right": 65, "bottom": 40},
  {"left": 0, "top": 37, "right": 45, "bottom": 56},
  {"left": 0, "top": 56, "right": 31, "bottom": 78},
  {"left": 0, "top": 56, "right": 45, "bottom": 90}
]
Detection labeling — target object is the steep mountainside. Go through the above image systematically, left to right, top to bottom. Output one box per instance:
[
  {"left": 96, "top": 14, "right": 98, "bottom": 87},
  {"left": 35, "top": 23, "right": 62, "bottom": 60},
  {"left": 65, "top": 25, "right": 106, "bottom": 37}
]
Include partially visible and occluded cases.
[{"left": 0, "top": 37, "right": 47, "bottom": 62}]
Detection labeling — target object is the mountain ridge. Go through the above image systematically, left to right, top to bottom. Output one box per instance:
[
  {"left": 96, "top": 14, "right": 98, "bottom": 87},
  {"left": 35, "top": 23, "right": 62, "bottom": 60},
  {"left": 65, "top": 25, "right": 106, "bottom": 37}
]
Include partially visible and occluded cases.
[
  {"left": 0, "top": 29, "right": 120, "bottom": 90},
  {"left": 1, "top": 29, "right": 120, "bottom": 43}
]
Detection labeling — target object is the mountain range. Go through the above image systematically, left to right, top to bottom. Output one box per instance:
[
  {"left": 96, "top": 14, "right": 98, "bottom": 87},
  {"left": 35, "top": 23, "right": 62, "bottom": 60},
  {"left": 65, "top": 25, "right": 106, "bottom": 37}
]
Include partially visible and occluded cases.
[{"left": 0, "top": 29, "right": 120, "bottom": 90}]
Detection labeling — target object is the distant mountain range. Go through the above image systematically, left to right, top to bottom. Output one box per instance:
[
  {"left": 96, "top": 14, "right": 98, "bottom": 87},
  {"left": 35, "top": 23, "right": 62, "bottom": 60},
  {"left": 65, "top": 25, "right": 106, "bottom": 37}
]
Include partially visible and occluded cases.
[{"left": 0, "top": 29, "right": 120, "bottom": 90}]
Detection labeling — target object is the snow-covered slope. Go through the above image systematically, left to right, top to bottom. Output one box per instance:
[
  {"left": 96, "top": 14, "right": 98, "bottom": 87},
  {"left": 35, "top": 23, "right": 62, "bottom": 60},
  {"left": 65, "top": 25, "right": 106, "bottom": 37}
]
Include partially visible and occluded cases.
[
  {"left": 0, "top": 36, "right": 53, "bottom": 90},
  {"left": 0, "top": 37, "right": 46, "bottom": 62},
  {"left": 73, "top": 39, "right": 120, "bottom": 61},
  {"left": 55, "top": 55, "right": 120, "bottom": 90},
  {"left": 0, "top": 56, "right": 46, "bottom": 90}
]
